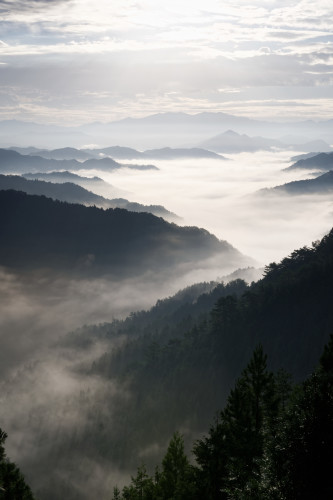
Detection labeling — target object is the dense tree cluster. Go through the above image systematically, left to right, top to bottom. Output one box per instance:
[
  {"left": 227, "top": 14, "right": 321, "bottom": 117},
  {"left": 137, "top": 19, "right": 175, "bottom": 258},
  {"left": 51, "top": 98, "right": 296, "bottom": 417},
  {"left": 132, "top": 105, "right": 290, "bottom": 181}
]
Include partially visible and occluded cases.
[
  {"left": 0, "top": 174, "right": 177, "bottom": 220},
  {"left": 0, "top": 189, "right": 236, "bottom": 276},
  {"left": 2, "top": 202, "right": 333, "bottom": 499},
  {"left": 29, "top": 228, "right": 333, "bottom": 499},
  {"left": 84, "top": 230, "right": 333, "bottom": 479},
  {"left": 113, "top": 338, "right": 333, "bottom": 499},
  {"left": 0, "top": 429, "right": 35, "bottom": 499}
]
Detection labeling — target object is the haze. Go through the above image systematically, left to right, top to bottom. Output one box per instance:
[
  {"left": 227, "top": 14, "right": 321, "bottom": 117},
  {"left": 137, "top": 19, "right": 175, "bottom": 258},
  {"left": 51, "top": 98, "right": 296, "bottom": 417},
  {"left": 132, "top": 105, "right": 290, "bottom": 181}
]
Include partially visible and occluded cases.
[
  {"left": 0, "top": 0, "right": 332, "bottom": 124},
  {"left": 1, "top": 1, "right": 333, "bottom": 499},
  {"left": 81, "top": 150, "right": 333, "bottom": 264}
]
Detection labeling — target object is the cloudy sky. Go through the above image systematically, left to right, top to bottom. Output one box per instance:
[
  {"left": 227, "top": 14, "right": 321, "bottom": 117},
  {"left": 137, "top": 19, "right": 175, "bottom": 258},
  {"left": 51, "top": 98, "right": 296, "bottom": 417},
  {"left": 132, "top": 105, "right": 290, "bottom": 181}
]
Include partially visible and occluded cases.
[{"left": 0, "top": 0, "right": 333, "bottom": 124}]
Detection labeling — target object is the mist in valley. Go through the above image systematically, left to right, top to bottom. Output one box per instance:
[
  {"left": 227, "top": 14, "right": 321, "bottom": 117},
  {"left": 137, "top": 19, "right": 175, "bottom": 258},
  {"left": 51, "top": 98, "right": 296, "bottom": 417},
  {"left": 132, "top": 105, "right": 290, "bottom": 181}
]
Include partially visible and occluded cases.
[
  {"left": 1, "top": 0, "right": 333, "bottom": 495},
  {"left": 1, "top": 145, "right": 333, "bottom": 498},
  {"left": 81, "top": 150, "right": 333, "bottom": 264},
  {"left": 0, "top": 266, "right": 195, "bottom": 497}
]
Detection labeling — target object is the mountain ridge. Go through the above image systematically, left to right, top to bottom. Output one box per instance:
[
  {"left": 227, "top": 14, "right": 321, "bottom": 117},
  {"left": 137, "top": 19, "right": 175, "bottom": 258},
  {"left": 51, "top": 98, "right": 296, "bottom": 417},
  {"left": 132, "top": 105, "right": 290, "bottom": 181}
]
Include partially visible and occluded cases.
[
  {"left": 1, "top": 112, "right": 332, "bottom": 149},
  {"left": 0, "top": 149, "right": 158, "bottom": 174},
  {"left": 286, "top": 152, "right": 333, "bottom": 171},
  {"left": 260, "top": 170, "right": 333, "bottom": 195},
  {"left": 0, "top": 174, "right": 180, "bottom": 221},
  {"left": 0, "top": 189, "right": 246, "bottom": 277}
]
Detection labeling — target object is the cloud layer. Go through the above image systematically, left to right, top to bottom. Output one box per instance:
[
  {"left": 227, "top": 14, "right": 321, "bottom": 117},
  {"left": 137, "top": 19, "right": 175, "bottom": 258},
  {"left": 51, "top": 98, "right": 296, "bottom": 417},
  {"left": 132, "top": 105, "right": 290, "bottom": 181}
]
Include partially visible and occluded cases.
[
  {"left": 0, "top": 1, "right": 332, "bottom": 123},
  {"left": 97, "top": 151, "right": 333, "bottom": 264}
]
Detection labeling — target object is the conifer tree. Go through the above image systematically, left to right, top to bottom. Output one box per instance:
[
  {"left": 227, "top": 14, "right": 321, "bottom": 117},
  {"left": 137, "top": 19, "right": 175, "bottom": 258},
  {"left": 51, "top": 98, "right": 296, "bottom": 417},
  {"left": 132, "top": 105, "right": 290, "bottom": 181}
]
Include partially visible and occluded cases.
[
  {"left": 262, "top": 335, "right": 333, "bottom": 499},
  {"left": 194, "top": 345, "right": 277, "bottom": 499},
  {"left": 0, "top": 428, "right": 35, "bottom": 499},
  {"left": 157, "top": 432, "right": 194, "bottom": 500},
  {"left": 122, "top": 464, "right": 154, "bottom": 500}
]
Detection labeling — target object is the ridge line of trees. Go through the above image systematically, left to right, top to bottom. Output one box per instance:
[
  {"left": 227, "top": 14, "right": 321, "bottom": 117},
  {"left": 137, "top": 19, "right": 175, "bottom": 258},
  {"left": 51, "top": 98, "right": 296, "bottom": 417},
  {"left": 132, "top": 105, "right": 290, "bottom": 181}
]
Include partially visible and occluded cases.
[{"left": 112, "top": 338, "right": 333, "bottom": 499}]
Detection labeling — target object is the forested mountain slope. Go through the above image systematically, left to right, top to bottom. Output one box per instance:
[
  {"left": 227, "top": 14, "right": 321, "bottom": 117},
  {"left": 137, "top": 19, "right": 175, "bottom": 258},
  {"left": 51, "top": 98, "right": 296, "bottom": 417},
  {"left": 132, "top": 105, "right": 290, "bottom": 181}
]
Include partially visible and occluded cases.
[
  {"left": 0, "top": 175, "right": 179, "bottom": 220},
  {"left": 0, "top": 190, "right": 243, "bottom": 276},
  {"left": 94, "top": 226, "right": 333, "bottom": 384},
  {"left": 5, "top": 227, "right": 333, "bottom": 500},
  {"left": 86, "top": 228, "right": 333, "bottom": 473},
  {"left": 113, "top": 337, "right": 333, "bottom": 499},
  {"left": 0, "top": 428, "right": 35, "bottom": 499}
]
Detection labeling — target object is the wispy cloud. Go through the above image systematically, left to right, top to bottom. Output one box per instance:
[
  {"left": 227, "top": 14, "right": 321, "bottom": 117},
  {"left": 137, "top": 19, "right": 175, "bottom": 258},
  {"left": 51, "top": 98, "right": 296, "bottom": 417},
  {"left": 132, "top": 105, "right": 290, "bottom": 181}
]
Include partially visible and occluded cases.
[{"left": 0, "top": 1, "right": 332, "bottom": 122}]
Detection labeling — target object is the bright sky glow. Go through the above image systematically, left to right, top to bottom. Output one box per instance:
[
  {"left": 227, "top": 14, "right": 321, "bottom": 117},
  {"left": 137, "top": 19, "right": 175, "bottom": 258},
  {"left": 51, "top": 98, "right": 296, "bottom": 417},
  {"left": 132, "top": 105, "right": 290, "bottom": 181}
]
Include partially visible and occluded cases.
[{"left": 0, "top": 0, "right": 332, "bottom": 123}]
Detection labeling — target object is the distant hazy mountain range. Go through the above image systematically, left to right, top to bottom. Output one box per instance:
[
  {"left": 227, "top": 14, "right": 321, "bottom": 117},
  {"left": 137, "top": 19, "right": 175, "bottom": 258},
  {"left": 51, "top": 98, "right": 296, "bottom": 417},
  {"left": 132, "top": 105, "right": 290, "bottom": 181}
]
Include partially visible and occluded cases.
[
  {"left": 1, "top": 112, "right": 332, "bottom": 149},
  {"left": 200, "top": 130, "right": 332, "bottom": 154},
  {"left": 8, "top": 137, "right": 332, "bottom": 164},
  {"left": 9, "top": 146, "right": 225, "bottom": 161},
  {"left": 22, "top": 147, "right": 94, "bottom": 161},
  {"left": 0, "top": 149, "right": 158, "bottom": 174},
  {"left": 286, "top": 152, "right": 333, "bottom": 172},
  {"left": 289, "top": 152, "right": 321, "bottom": 162},
  {"left": 23, "top": 170, "right": 114, "bottom": 192},
  {"left": 260, "top": 170, "right": 333, "bottom": 195},
  {"left": 0, "top": 174, "right": 180, "bottom": 221},
  {"left": 0, "top": 190, "right": 248, "bottom": 277}
]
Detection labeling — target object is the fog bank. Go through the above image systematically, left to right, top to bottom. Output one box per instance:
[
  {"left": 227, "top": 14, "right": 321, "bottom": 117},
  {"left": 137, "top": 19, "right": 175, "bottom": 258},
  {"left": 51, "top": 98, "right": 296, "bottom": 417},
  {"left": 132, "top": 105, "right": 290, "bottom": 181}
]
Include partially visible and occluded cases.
[{"left": 89, "top": 151, "right": 332, "bottom": 264}]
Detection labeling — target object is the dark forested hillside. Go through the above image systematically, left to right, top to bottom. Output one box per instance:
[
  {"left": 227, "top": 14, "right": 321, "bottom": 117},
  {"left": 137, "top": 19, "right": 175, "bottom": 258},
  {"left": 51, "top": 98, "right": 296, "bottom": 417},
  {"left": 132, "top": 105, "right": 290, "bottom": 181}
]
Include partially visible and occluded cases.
[
  {"left": 0, "top": 174, "right": 179, "bottom": 220},
  {"left": 0, "top": 174, "right": 109, "bottom": 205},
  {"left": 0, "top": 190, "right": 242, "bottom": 276},
  {"left": 93, "top": 226, "right": 333, "bottom": 386},
  {"left": 4, "top": 227, "right": 333, "bottom": 500},
  {"left": 84, "top": 228, "right": 333, "bottom": 476},
  {"left": 113, "top": 337, "right": 333, "bottom": 499},
  {"left": 0, "top": 428, "right": 35, "bottom": 499}
]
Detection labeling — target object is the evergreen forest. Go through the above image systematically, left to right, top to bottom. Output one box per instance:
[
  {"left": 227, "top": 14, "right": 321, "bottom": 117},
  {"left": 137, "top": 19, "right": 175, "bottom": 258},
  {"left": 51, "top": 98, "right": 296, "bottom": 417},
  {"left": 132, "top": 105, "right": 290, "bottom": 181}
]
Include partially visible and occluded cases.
[
  {"left": 1, "top": 225, "right": 331, "bottom": 498},
  {"left": 111, "top": 338, "right": 333, "bottom": 499}
]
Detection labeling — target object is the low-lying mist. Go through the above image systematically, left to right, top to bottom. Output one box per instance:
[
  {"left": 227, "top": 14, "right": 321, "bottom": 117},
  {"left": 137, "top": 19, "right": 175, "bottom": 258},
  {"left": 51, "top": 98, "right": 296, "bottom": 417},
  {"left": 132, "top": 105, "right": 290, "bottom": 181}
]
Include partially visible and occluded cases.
[
  {"left": 1, "top": 149, "right": 333, "bottom": 499},
  {"left": 83, "top": 150, "right": 332, "bottom": 264},
  {"left": 1, "top": 264, "right": 242, "bottom": 498},
  {"left": 0, "top": 266, "right": 216, "bottom": 376},
  {"left": 0, "top": 267, "right": 183, "bottom": 497}
]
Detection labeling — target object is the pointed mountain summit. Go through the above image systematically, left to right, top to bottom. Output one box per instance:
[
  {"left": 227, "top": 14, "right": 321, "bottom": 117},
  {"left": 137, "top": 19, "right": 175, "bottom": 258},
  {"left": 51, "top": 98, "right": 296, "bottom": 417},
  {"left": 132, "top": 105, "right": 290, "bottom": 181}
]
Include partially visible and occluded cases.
[{"left": 200, "top": 130, "right": 283, "bottom": 153}]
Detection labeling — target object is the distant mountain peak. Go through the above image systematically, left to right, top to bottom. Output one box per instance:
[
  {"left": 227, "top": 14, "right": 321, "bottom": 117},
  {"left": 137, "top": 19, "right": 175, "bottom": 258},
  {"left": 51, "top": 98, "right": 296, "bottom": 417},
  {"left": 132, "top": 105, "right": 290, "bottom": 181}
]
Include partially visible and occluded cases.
[{"left": 224, "top": 129, "right": 240, "bottom": 136}]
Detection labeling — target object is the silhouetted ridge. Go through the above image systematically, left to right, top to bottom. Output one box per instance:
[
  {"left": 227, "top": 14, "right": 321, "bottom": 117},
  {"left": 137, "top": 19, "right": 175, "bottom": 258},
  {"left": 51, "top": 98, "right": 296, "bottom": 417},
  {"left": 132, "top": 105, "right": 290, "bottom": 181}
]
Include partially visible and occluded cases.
[
  {"left": 0, "top": 148, "right": 158, "bottom": 173},
  {"left": 0, "top": 148, "right": 79, "bottom": 173},
  {"left": 287, "top": 151, "right": 333, "bottom": 171},
  {"left": 23, "top": 170, "right": 103, "bottom": 183},
  {"left": 261, "top": 170, "right": 333, "bottom": 194},
  {"left": 0, "top": 174, "right": 179, "bottom": 220},
  {"left": 0, "top": 174, "right": 107, "bottom": 205},
  {"left": 0, "top": 190, "right": 241, "bottom": 276},
  {"left": 52, "top": 226, "right": 333, "bottom": 490},
  {"left": 0, "top": 428, "right": 35, "bottom": 499}
]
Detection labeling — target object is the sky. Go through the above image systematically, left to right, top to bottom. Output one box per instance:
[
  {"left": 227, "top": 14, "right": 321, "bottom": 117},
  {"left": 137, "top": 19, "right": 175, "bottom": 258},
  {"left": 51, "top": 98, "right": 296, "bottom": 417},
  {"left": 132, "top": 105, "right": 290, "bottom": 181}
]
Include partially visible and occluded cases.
[{"left": 0, "top": 0, "right": 333, "bottom": 125}]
